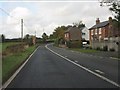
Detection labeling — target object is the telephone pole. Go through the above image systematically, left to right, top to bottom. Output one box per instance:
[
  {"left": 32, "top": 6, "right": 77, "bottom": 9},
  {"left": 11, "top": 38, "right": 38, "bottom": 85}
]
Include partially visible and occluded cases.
[{"left": 21, "top": 19, "right": 23, "bottom": 42}]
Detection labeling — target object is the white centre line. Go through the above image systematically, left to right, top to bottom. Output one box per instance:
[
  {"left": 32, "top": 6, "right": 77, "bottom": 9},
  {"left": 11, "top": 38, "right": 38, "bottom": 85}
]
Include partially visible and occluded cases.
[{"left": 45, "top": 44, "right": 120, "bottom": 88}]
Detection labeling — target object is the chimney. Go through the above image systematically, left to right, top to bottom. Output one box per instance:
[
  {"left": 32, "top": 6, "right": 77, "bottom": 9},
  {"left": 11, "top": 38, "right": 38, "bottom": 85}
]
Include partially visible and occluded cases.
[
  {"left": 109, "top": 17, "right": 112, "bottom": 24},
  {"left": 96, "top": 18, "right": 100, "bottom": 24}
]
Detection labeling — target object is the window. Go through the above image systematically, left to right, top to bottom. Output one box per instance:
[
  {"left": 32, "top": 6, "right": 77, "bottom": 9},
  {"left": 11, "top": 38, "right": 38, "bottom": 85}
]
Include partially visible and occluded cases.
[
  {"left": 99, "top": 28, "right": 102, "bottom": 34},
  {"left": 95, "top": 29, "right": 97, "bottom": 34},
  {"left": 91, "top": 30, "right": 93, "bottom": 35},
  {"left": 65, "top": 33, "right": 69, "bottom": 38},
  {"left": 82, "top": 33, "right": 85, "bottom": 35},
  {"left": 65, "top": 34, "right": 67, "bottom": 37},
  {"left": 91, "top": 35, "right": 93, "bottom": 40}
]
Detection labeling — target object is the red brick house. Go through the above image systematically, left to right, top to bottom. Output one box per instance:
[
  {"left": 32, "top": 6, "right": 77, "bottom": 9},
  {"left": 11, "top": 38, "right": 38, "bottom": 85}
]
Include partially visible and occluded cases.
[
  {"left": 89, "top": 17, "right": 120, "bottom": 51},
  {"left": 64, "top": 26, "right": 82, "bottom": 48},
  {"left": 64, "top": 26, "right": 82, "bottom": 41}
]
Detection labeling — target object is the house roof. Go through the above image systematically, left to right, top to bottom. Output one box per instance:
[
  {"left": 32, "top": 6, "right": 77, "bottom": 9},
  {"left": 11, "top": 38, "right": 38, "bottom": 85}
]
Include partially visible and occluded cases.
[
  {"left": 89, "top": 21, "right": 109, "bottom": 30},
  {"left": 65, "top": 26, "right": 79, "bottom": 33},
  {"left": 65, "top": 26, "right": 84, "bottom": 33}
]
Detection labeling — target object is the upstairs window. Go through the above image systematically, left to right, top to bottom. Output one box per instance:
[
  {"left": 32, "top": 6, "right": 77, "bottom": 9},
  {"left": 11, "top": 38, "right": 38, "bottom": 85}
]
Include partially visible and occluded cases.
[
  {"left": 99, "top": 28, "right": 102, "bottom": 34},
  {"left": 91, "top": 30, "right": 93, "bottom": 35},
  {"left": 82, "top": 33, "right": 85, "bottom": 35}
]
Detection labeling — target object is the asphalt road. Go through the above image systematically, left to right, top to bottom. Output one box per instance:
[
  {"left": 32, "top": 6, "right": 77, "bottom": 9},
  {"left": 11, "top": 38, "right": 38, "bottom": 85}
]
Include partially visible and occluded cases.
[{"left": 6, "top": 44, "right": 119, "bottom": 88}]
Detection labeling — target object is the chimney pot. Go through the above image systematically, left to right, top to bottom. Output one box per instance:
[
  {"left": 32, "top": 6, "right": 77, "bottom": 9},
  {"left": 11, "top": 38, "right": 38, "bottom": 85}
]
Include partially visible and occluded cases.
[
  {"left": 109, "top": 17, "right": 112, "bottom": 24},
  {"left": 109, "top": 17, "right": 112, "bottom": 20},
  {"left": 96, "top": 18, "right": 100, "bottom": 24}
]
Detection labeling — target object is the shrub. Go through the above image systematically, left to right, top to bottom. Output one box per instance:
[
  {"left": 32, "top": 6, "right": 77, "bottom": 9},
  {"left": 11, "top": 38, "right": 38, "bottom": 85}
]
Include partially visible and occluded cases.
[
  {"left": 54, "top": 38, "right": 59, "bottom": 46},
  {"left": 59, "top": 38, "right": 65, "bottom": 45},
  {"left": 66, "top": 40, "right": 82, "bottom": 48},
  {"left": 66, "top": 41, "right": 71, "bottom": 48},
  {"left": 89, "top": 46, "right": 92, "bottom": 49},
  {"left": 103, "top": 46, "right": 108, "bottom": 51},
  {"left": 96, "top": 47, "right": 101, "bottom": 50},
  {"left": 109, "top": 48, "right": 115, "bottom": 52}
]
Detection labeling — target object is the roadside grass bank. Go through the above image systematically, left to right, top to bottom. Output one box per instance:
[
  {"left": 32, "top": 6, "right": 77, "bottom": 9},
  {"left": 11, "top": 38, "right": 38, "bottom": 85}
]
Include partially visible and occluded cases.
[
  {"left": 0, "top": 42, "right": 20, "bottom": 52},
  {"left": 54, "top": 44, "right": 119, "bottom": 59},
  {"left": 2, "top": 45, "right": 37, "bottom": 84},
  {"left": 68, "top": 48, "right": 119, "bottom": 59},
  {"left": 69, "top": 48, "right": 98, "bottom": 53}
]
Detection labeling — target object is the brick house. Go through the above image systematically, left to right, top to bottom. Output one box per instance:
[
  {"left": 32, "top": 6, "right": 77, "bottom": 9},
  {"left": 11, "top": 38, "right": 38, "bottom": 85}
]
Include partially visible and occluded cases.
[
  {"left": 89, "top": 17, "right": 120, "bottom": 51},
  {"left": 64, "top": 26, "right": 82, "bottom": 48},
  {"left": 65, "top": 26, "right": 82, "bottom": 41}
]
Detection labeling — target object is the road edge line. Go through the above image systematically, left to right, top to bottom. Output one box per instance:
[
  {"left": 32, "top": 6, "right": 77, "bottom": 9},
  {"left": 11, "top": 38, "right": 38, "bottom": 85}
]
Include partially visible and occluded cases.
[
  {"left": 45, "top": 44, "right": 120, "bottom": 88},
  {"left": 1, "top": 46, "right": 40, "bottom": 89}
]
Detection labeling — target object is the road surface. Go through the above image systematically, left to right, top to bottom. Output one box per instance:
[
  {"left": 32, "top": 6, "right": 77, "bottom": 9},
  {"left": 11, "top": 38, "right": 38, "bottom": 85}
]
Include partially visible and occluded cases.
[{"left": 6, "top": 44, "right": 119, "bottom": 88}]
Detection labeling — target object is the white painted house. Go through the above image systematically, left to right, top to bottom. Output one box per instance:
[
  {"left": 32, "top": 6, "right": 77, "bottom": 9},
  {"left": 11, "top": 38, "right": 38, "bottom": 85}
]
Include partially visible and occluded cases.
[{"left": 81, "top": 27, "right": 89, "bottom": 41}]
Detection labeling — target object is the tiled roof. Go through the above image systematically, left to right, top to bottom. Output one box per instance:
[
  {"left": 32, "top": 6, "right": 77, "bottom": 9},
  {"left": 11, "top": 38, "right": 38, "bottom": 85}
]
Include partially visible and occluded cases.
[
  {"left": 89, "top": 21, "right": 109, "bottom": 30},
  {"left": 65, "top": 26, "right": 84, "bottom": 33},
  {"left": 65, "top": 27, "right": 73, "bottom": 33}
]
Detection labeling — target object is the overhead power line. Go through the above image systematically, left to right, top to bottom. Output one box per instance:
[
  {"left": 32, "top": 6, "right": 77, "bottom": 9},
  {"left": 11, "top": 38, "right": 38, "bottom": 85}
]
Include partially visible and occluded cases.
[
  {"left": 0, "top": 7, "right": 13, "bottom": 18},
  {"left": 0, "top": 7, "right": 19, "bottom": 21}
]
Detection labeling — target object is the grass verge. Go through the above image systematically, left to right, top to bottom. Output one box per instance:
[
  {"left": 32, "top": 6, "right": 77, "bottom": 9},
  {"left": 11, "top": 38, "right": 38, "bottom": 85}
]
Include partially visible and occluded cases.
[
  {"left": 0, "top": 42, "right": 20, "bottom": 52},
  {"left": 2, "top": 45, "right": 37, "bottom": 84},
  {"left": 69, "top": 48, "right": 98, "bottom": 53}
]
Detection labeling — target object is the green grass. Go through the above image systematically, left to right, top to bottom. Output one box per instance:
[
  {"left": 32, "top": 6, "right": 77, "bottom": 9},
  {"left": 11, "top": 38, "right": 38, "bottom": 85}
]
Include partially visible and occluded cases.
[
  {"left": 0, "top": 42, "right": 20, "bottom": 52},
  {"left": 0, "top": 43, "right": 2, "bottom": 52},
  {"left": 2, "top": 45, "right": 36, "bottom": 84},
  {"left": 69, "top": 48, "right": 98, "bottom": 53}
]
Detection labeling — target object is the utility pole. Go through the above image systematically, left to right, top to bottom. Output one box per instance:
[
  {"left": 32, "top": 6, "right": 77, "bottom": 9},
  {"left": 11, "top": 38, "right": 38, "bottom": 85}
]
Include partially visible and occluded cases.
[
  {"left": 21, "top": 19, "right": 23, "bottom": 42},
  {"left": 35, "top": 30, "right": 36, "bottom": 37}
]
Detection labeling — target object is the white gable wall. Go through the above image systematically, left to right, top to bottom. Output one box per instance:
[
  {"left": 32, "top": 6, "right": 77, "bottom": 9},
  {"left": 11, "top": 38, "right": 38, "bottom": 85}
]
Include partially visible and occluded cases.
[{"left": 82, "top": 27, "right": 89, "bottom": 41}]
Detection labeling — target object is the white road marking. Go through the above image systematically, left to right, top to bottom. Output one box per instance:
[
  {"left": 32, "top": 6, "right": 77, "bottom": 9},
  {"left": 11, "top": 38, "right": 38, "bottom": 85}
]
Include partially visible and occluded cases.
[
  {"left": 45, "top": 44, "right": 120, "bottom": 88},
  {"left": 1, "top": 46, "right": 40, "bottom": 90},
  {"left": 71, "top": 51, "right": 74, "bottom": 52},
  {"left": 110, "top": 57, "right": 119, "bottom": 60},
  {"left": 74, "top": 60, "right": 78, "bottom": 63},
  {"left": 95, "top": 70, "right": 104, "bottom": 74}
]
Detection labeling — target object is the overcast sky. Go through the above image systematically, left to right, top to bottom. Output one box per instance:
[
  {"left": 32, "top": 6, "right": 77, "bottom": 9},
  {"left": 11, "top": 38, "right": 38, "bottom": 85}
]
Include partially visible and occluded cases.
[{"left": 0, "top": 0, "right": 113, "bottom": 39}]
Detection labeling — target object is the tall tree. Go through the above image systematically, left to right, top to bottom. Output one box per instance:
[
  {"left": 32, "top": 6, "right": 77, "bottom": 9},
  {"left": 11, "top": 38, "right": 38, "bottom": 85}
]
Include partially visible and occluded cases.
[
  {"left": 99, "top": 0, "right": 120, "bottom": 23},
  {"left": 73, "top": 21, "right": 85, "bottom": 28},
  {"left": 52, "top": 26, "right": 68, "bottom": 39},
  {"left": 42, "top": 32, "right": 48, "bottom": 43},
  {"left": 24, "top": 34, "right": 30, "bottom": 40},
  {"left": 24, "top": 34, "right": 30, "bottom": 44}
]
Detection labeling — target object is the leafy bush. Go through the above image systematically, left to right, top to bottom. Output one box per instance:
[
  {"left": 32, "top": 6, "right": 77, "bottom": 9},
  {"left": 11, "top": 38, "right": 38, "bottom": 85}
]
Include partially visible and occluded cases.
[
  {"left": 54, "top": 38, "right": 60, "bottom": 46},
  {"left": 66, "top": 40, "right": 82, "bottom": 48},
  {"left": 66, "top": 41, "right": 71, "bottom": 48},
  {"left": 89, "top": 46, "right": 92, "bottom": 49},
  {"left": 103, "top": 46, "right": 108, "bottom": 51},
  {"left": 96, "top": 47, "right": 101, "bottom": 50},
  {"left": 109, "top": 48, "right": 115, "bottom": 52}
]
